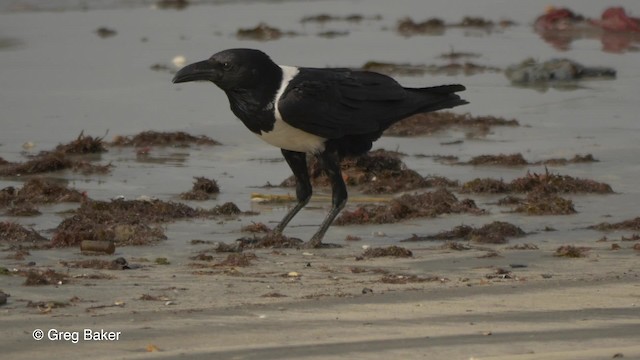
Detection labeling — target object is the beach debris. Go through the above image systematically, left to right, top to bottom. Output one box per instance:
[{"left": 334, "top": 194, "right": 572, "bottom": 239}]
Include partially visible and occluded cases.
[
  {"left": 156, "top": 0, "right": 189, "bottom": 10},
  {"left": 300, "top": 14, "right": 382, "bottom": 24},
  {"left": 397, "top": 16, "right": 515, "bottom": 36},
  {"left": 397, "top": 17, "right": 445, "bottom": 36},
  {"left": 237, "top": 23, "right": 298, "bottom": 41},
  {"left": 95, "top": 27, "right": 117, "bottom": 38},
  {"left": 437, "top": 49, "right": 481, "bottom": 60},
  {"left": 506, "top": 58, "right": 616, "bottom": 85},
  {"left": 361, "top": 61, "right": 501, "bottom": 77},
  {"left": 385, "top": 111, "right": 519, "bottom": 138},
  {"left": 110, "top": 131, "right": 220, "bottom": 147},
  {"left": 0, "top": 132, "right": 110, "bottom": 176},
  {"left": 280, "top": 149, "right": 434, "bottom": 194},
  {"left": 0, "top": 151, "right": 111, "bottom": 176},
  {"left": 460, "top": 153, "right": 598, "bottom": 167},
  {"left": 461, "top": 169, "right": 613, "bottom": 195},
  {"left": 180, "top": 176, "right": 219, "bottom": 200},
  {"left": 335, "top": 188, "right": 482, "bottom": 225},
  {"left": 511, "top": 192, "right": 576, "bottom": 215},
  {"left": 51, "top": 198, "right": 243, "bottom": 247},
  {"left": 589, "top": 217, "right": 640, "bottom": 231},
  {"left": 0, "top": 221, "right": 48, "bottom": 246},
  {"left": 402, "top": 221, "right": 525, "bottom": 244},
  {"left": 241, "top": 222, "right": 271, "bottom": 233},
  {"left": 236, "top": 233, "right": 303, "bottom": 249},
  {"left": 506, "top": 243, "right": 539, "bottom": 250},
  {"left": 361, "top": 245, "right": 413, "bottom": 258},
  {"left": 554, "top": 245, "right": 590, "bottom": 258},
  {"left": 189, "top": 252, "right": 214, "bottom": 261},
  {"left": 216, "top": 253, "right": 257, "bottom": 267},
  {"left": 154, "top": 257, "right": 170, "bottom": 265},
  {"left": 60, "top": 258, "right": 130, "bottom": 270},
  {"left": 485, "top": 268, "right": 513, "bottom": 280},
  {"left": 23, "top": 269, "right": 68, "bottom": 286},
  {"left": 381, "top": 274, "right": 443, "bottom": 284},
  {"left": 261, "top": 292, "right": 287, "bottom": 298}
]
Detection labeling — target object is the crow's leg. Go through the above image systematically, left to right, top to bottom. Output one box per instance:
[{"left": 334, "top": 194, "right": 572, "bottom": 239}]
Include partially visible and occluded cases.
[
  {"left": 306, "top": 148, "right": 347, "bottom": 248},
  {"left": 273, "top": 149, "right": 312, "bottom": 235}
]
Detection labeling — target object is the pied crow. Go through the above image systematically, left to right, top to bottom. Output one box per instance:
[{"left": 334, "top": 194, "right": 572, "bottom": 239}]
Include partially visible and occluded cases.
[{"left": 172, "top": 48, "right": 467, "bottom": 248}]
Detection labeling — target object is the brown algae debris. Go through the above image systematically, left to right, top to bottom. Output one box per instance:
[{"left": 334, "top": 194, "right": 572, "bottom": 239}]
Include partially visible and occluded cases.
[
  {"left": 300, "top": 13, "right": 382, "bottom": 23},
  {"left": 397, "top": 16, "right": 515, "bottom": 36},
  {"left": 237, "top": 23, "right": 298, "bottom": 41},
  {"left": 361, "top": 61, "right": 501, "bottom": 77},
  {"left": 384, "top": 112, "right": 519, "bottom": 137},
  {"left": 110, "top": 131, "right": 220, "bottom": 147},
  {"left": 54, "top": 132, "right": 108, "bottom": 154},
  {"left": 0, "top": 133, "right": 111, "bottom": 176},
  {"left": 281, "top": 149, "right": 433, "bottom": 194},
  {"left": 461, "top": 153, "right": 598, "bottom": 167},
  {"left": 462, "top": 169, "right": 613, "bottom": 195},
  {"left": 180, "top": 177, "right": 220, "bottom": 200},
  {"left": 335, "top": 188, "right": 482, "bottom": 225},
  {"left": 512, "top": 193, "right": 576, "bottom": 215},
  {"left": 51, "top": 198, "right": 243, "bottom": 247},
  {"left": 589, "top": 217, "right": 640, "bottom": 231},
  {"left": 0, "top": 221, "right": 48, "bottom": 245},
  {"left": 402, "top": 221, "right": 525, "bottom": 244},
  {"left": 241, "top": 222, "right": 271, "bottom": 233},
  {"left": 362, "top": 245, "right": 413, "bottom": 258},
  {"left": 554, "top": 245, "right": 590, "bottom": 258},
  {"left": 216, "top": 253, "right": 257, "bottom": 267},
  {"left": 23, "top": 269, "right": 68, "bottom": 286}
]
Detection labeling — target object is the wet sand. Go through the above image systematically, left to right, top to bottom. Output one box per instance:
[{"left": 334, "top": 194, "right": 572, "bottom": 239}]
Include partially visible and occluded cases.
[{"left": 1, "top": 0, "right": 640, "bottom": 359}]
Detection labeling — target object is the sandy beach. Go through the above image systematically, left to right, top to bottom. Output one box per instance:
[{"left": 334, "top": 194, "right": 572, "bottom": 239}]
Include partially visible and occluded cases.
[{"left": 1, "top": 0, "right": 640, "bottom": 359}]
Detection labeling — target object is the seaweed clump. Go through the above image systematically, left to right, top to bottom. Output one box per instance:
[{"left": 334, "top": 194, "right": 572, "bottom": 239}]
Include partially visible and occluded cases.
[
  {"left": 237, "top": 23, "right": 298, "bottom": 41},
  {"left": 384, "top": 112, "right": 519, "bottom": 138},
  {"left": 110, "top": 131, "right": 220, "bottom": 147},
  {"left": 0, "top": 133, "right": 111, "bottom": 177},
  {"left": 281, "top": 149, "right": 434, "bottom": 194},
  {"left": 460, "top": 153, "right": 598, "bottom": 167},
  {"left": 462, "top": 171, "right": 613, "bottom": 194},
  {"left": 0, "top": 177, "right": 84, "bottom": 210},
  {"left": 180, "top": 177, "right": 220, "bottom": 200},
  {"left": 335, "top": 188, "right": 481, "bottom": 225},
  {"left": 512, "top": 192, "right": 576, "bottom": 215},
  {"left": 51, "top": 198, "right": 242, "bottom": 247},
  {"left": 589, "top": 217, "right": 640, "bottom": 231},
  {"left": 0, "top": 221, "right": 48, "bottom": 248},
  {"left": 402, "top": 221, "right": 525, "bottom": 244},
  {"left": 236, "top": 232, "right": 303, "bottom": 249},
  {"left": 362, "top": 245, "right": 413, "bottom": 258},
  {"left": 555, "top": 245, "right": 590, "bottom": 258},
  {"left": 23, "top": 269, "right": 68, "bottom": 286}
]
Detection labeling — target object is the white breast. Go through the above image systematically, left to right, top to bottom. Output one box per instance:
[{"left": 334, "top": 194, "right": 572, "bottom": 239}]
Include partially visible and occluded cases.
[{"left": 255, "top": 65, "right": 326, "bottom": 154}]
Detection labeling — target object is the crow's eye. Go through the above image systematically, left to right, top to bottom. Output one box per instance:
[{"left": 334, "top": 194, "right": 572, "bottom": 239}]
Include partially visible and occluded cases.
[{"left": 222, "top": 62, "right": 232, "bottom": 70}]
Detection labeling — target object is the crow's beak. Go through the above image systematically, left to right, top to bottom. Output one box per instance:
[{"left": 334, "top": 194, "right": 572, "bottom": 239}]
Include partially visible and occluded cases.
[{"left": 172, "top": 60, "right": 219, "bottom": 84}]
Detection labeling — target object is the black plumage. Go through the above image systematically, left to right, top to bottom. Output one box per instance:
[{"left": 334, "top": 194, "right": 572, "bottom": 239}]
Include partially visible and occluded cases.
[{"left": 173, "top": 48, "right": 468, "bottom": 247}]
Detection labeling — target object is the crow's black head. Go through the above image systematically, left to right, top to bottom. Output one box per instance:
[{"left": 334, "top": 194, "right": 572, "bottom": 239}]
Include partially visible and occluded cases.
[{"left": 172, "top": 48, "right": 278, "bottom": 91}]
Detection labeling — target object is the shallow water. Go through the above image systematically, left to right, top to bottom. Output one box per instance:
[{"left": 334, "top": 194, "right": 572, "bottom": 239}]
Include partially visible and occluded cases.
[{"left": 1, "top": 0, "right": 639, "bottom": 264}]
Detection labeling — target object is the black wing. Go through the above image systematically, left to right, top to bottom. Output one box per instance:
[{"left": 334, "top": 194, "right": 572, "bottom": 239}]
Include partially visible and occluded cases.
[{"left": 278, "top": 68, "right": 423, "bottom": 139}]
